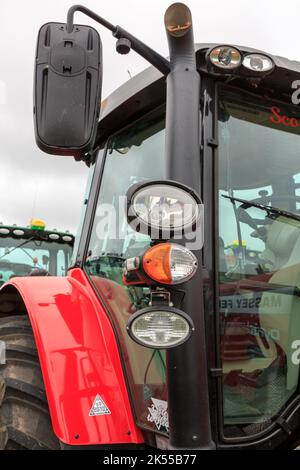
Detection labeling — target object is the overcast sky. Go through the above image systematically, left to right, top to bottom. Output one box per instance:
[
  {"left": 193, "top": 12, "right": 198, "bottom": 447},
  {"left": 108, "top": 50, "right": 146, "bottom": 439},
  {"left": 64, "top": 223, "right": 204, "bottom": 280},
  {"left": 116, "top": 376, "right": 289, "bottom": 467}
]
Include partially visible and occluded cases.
[{"left": 0, "top": 0, "right": 299, "bottom": 234}]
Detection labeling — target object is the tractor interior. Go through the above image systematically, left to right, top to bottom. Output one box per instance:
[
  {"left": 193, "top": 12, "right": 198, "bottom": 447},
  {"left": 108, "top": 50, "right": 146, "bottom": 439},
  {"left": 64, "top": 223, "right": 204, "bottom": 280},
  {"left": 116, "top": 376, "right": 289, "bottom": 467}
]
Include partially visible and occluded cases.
[
  {"left": 218, "top": 86, "right": 300, "bottom": 436},
  {"left": 0, "top": 228, "right": 74, "bottom": 282}
]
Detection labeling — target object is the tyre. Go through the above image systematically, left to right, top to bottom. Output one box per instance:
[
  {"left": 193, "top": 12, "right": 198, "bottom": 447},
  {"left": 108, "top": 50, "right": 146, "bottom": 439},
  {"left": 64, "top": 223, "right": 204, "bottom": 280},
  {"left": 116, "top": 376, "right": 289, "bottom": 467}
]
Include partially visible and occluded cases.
[{"left": 0, "top": 315, "right": 60, "bottom": 450}]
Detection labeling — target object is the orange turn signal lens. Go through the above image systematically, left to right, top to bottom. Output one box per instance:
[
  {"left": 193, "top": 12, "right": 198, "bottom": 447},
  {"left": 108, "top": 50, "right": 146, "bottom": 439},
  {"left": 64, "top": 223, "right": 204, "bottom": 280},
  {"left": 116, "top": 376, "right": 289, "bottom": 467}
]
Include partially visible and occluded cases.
[
  {"left": 142, "top": 242, "right": 198, "bottom": 285},
  {"left": 143, "top": 243, "right": 172, "bottom": 284}
]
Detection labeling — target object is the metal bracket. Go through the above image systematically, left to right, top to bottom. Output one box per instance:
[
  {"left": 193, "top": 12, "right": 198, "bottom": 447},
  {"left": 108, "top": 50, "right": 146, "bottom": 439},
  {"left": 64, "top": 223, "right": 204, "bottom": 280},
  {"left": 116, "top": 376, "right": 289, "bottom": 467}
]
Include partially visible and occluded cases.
[
  {"left": 207, "top": 138, "right": 218, "bottom": 148},
  {"left": 149, "top": 289, "right": 173, "bottom": 307},
  {"left": 276, "top": 416, "right": 293, "bottom": 435}
]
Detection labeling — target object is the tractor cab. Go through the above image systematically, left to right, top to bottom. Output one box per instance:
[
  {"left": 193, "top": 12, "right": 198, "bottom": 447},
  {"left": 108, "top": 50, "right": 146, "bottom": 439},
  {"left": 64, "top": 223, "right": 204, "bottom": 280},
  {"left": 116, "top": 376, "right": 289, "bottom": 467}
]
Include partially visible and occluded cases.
[
  {"left": 79, "top": 68, "right": 300, "bottom": 445},
  {"left": 0, "top": 219, "right": 74, "bottom": 283}
]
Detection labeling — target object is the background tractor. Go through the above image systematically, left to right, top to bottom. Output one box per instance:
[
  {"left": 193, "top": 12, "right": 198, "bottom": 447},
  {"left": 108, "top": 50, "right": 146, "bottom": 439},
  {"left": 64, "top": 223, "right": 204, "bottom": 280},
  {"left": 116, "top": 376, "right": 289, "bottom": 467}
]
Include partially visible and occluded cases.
[{"left": 0, "top": 219, "right": 73, "bottom": 283}]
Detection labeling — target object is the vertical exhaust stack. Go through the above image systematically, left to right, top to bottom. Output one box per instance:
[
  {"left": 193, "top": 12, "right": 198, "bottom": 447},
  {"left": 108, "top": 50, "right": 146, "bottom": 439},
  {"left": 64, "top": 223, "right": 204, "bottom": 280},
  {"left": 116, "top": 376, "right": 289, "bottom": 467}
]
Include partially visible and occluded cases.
[
  {"left": 164, "top": 2, "right": 200, "bottom": 191},
  {"left": 164, "top": 3, "right": 215, "bottom": 450}
]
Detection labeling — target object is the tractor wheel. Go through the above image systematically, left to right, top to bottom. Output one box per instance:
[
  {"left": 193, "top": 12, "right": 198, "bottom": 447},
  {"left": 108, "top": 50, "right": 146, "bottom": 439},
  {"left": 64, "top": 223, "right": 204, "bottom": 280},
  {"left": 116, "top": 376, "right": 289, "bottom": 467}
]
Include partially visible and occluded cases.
[{"left": 0, "top": 315, "right": 60, "bottom": 450}]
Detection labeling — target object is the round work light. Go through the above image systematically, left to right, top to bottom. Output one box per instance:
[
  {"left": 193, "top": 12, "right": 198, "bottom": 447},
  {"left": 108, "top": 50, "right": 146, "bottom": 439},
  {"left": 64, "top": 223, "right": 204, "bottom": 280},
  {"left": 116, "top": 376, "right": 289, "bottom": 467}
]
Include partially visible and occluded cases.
[
  {"left": 208, "top": 46, "right": 242, "bottom": 70},
  {"left": 243, "top": 54, "right": 274, "bottom": 73},
  {"left": 126, "top": 180, "right": 201, "bottom": 238},
  {"left": 13, "top": 229, "right": 25, "bottom": 236},
  {"left": 49, "top": 233, "right": 60, "bottom": 241},
  {"left": 62, "top": 235, "right": 73, "bottom": 242},
  {"left": 126, "top": 306, "right": 194, "bottom": 349}
]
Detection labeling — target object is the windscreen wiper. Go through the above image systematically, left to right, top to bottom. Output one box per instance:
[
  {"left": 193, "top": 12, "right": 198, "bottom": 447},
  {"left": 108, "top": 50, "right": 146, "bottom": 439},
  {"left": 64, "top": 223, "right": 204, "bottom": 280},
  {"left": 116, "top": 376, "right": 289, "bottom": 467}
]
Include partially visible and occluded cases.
[
  {"left": 222, "top": 195, "right": 300, "bottom": 223},
  {"left": 0, "top": 237, "right": 36, "bottom": 261}
]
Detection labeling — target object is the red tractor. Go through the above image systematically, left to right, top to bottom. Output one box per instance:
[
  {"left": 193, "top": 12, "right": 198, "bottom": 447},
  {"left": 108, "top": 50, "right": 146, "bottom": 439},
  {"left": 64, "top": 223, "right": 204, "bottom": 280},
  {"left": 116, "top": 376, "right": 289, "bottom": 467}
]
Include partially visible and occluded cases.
[{"left": 1, "top": 2, "right": 300, "bottom": 450}]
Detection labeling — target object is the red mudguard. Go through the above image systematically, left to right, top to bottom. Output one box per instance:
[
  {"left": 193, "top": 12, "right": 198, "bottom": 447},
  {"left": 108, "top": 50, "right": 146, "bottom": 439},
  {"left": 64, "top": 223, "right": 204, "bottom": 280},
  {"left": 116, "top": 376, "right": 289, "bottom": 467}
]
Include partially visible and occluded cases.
[{"left": 1, "top": 268, "right": 144, "bottom": 446}]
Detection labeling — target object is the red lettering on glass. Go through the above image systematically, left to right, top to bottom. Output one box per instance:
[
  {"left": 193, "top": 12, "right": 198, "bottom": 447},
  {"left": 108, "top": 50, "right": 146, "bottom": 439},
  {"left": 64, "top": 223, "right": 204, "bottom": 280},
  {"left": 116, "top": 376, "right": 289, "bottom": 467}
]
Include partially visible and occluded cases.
[
  {"left": 269, "top": 106, "right": 300, "bottom": 128},
  {"left": 270, "top": 106, "right": 281, "bottom": 124}
]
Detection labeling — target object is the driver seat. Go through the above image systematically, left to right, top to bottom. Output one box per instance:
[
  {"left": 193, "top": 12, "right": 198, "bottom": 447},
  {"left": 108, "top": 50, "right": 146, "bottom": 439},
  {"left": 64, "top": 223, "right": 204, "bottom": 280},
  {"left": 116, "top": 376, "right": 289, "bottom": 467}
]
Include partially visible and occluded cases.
[{"left": 260, "top": 218, "right": 300, "bottom": 271}]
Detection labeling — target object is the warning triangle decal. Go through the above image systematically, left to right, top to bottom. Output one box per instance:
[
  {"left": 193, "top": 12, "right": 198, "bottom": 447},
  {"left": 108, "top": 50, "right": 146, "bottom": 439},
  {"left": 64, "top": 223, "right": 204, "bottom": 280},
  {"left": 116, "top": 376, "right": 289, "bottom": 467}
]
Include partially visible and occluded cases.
[{"left": 89, "top": 394, "right": 111, "bottom": 416}]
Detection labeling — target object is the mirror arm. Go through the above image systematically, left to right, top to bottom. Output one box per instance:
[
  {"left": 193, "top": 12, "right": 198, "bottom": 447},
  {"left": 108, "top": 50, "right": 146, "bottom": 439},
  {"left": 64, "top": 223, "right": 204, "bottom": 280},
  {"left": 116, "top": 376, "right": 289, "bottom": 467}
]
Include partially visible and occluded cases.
[{"left": 67, "top": 5, "right": 170, "bottom": 75}]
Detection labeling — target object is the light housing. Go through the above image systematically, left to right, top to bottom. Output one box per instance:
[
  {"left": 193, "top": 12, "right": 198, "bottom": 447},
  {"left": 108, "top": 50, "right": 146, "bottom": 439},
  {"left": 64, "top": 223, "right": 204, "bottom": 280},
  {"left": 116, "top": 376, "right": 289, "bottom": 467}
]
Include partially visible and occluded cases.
[
  {"left": 208, "top": 45, "right": 242, "bottom": 70},
  {"left": 242, "top": 53, "right": 274, "bottom": 73},
  {"left": 126, "top": 180, "right": 201, "bottom": 239},
  {"left": 13, "top": 229, "right": 25, "bottom": 236},
  {"left": 49, "top": 233, "right": 60, "bottom": 241},
  {"left": 62, "top": 235, "right": 73, "bottom": 242},
  {"left": 123, "top": 242, "right": 198, "bottom": 286},
  {"left": 142, "top": 242, "right": 197, "bottom": 285},
  {"left": 126, "top": 306, "right": 194, "bottom": 349}
]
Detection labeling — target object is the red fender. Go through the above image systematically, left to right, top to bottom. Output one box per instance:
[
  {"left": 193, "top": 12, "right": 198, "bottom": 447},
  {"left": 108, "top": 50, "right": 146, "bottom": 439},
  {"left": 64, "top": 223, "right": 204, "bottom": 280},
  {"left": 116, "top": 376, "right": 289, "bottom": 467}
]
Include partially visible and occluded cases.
[{"left": 0, "top": 268, "right": 144, "bottom": 446}]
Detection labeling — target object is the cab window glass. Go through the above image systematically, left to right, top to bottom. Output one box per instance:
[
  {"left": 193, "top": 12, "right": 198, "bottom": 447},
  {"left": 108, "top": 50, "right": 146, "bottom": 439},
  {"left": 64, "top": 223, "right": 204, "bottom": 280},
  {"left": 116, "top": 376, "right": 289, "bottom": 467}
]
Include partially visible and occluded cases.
[
  {"left": 218, "top": 88, "right": 300, "bottom": 437},
  {"left": 84, "top": 109, "right": 169, "bottom": 434},
  {"left": 57, "top": 249, "right": 66, "bottom": 276}
]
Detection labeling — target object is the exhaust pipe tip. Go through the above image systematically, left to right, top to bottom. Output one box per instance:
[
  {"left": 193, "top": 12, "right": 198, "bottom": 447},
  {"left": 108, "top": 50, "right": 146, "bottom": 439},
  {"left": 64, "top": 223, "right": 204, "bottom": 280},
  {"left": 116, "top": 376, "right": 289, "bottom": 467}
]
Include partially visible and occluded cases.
[{"left": 164, "top": 2, "right": 192, "bottom": 37}]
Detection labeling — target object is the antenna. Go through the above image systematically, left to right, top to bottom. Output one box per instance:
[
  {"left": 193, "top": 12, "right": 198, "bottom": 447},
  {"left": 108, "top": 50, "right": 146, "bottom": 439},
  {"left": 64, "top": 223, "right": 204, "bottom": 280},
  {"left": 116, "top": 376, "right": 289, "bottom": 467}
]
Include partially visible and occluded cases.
[{"left": 31, "top": 180, "right": 39, "bottom": 220}]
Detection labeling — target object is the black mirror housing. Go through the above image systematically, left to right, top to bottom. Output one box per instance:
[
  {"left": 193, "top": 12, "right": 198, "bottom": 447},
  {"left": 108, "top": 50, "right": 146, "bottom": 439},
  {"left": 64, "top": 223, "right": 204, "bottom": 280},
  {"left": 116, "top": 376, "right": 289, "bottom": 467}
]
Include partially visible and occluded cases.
[{"left": 34, "top": 22, "right": 102, "bottom": 157}]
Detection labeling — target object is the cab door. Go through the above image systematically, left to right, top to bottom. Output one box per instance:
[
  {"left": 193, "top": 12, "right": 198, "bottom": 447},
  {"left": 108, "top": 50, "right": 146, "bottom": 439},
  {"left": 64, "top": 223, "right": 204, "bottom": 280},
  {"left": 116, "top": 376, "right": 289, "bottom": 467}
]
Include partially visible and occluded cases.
[{"left": 215, "top": 84, "right": 300, "bottom": 446}]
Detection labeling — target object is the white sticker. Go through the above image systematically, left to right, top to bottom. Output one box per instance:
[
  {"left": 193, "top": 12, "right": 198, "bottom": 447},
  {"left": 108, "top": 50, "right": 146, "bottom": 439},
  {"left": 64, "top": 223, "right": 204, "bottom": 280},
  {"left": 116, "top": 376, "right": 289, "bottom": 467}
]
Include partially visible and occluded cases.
[
  {"left": 89, "top": 394, "right": 111, "bottom": 416},
  {"left": 147, "top": 398, "right": 169, "bottom": 432}
]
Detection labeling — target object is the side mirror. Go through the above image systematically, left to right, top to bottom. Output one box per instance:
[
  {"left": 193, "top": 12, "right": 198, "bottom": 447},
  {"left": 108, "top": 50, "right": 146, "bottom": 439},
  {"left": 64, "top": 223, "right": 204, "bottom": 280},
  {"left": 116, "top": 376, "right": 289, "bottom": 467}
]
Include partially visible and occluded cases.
[{"left": 34, "top": 22, "right": 102, "bottom": 157}]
